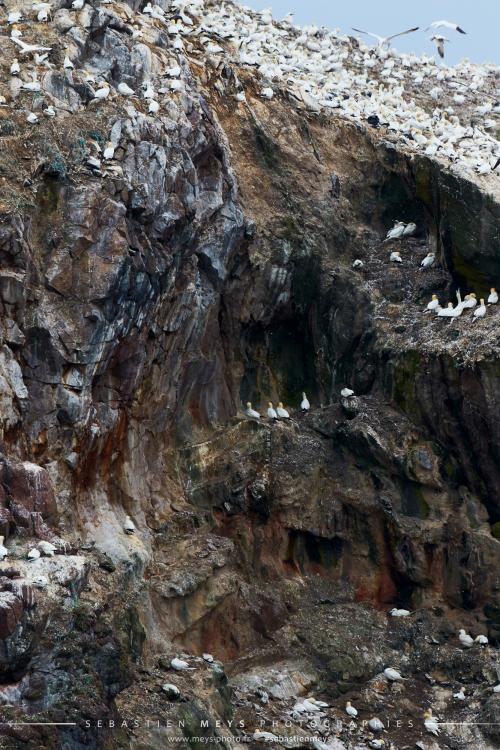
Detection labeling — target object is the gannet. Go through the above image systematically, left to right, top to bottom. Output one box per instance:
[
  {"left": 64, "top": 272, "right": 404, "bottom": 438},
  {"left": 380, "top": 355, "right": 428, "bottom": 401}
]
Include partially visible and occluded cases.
[
  {"left": 72, "top": 0, "right": 84, "bottom": 8},
  {"left": 8, "top": 9, "right": 23, "bottom": 24},
  {"left": 426, "top": 21, "right": 466, "bottom": 34},
  {"left": 351, "top": 26, "right": 419, "bottom": 48},
  {"left": 430, "top": 36, "right": 449, "bottom": 59},
  {"left": 11, "top": 38, "right": 51, "bottom": 56},
  {"left": 63, "top": 55, "right": 74, "bottom": 70},
  {"left": 10, "top": 59, "right": 20, "bottom": 75},
  {"left": 22, "top": 75, "right": 41, "bottom": 92},
  {"left": 118, "top": 82, "right": 134, "bottom": 96},
  {"left": 93, "top": 83, "right": 110, "bottom": 100},
  {"left": 261, "top": 87, "right": 274, "bottom": 99},
  {"left": 148, "top": 100, "right": 160, "bottom": 114},
  {"left": 26, "top": 113, "right": 39, "bottom": 123},
  {"left": 103, "top": 142, "right": 115, "bottom": 160},
  {"left": 386, "top": 221, "right": 405, "bottom": 240},
  {"left": 403, "top": 222, "right": 416, "bottom": 236},
  {"left": 390, "top": 250, "right": 402, "bottom": 263},
  {"left": 421, "top": 252, "right": 435, "bottom": 269},
  {"left": 352, "top": 259, "right": 364, "bottom": 268},
  {"left": 488, "top": 288, "right": 498, "bottom": 304},
  {"left": 462, "top": 294, "right": 477, "bottom": 308},
  {"left": 425, "top": 295, "right": 439, "bottom": 312},
  {"left": 473, "top": 299, "right": 486, "bottom": 319},
  {"left": 437, "top": 302, "right": 457, "bottom": 317},
  {"left": 341, "top": 388, "right": 354, "bottom": 397},
  {"left": 300, "top": 392, "right": 310, "bottom": 411},
  {"left": 245, "top": 402, "right": 260, "bottom": 419},
  {"left": 267, "top": 402, "right": 278, "bottom": 420},
  {"left": 276, "top": 402, "right": 290, "bottom": 419},
  {"left": 124, "top": 516, "right": 135, "bottom": 534},
  {"left": 0, "top": 537, "right": 8, "bottom": 561},
  {"left": 38, "top": 540, "right": 56, "bottom": 556},
  {"left": 28, "top": 548, "right": 41, "bottom": 560},
  {"left": 390, "top": 607, "right": 410, "bottom": 617},
  {"left": 458, "top": 629, "right": 474, "bottom": 647},
  {"left": 475, "top": 634, "right": 488, "bottom": 645},
  {"left": 202, "top": 653, "right": 214, "bottom": 663},
  {"left": 170, "top": 657, "right": 195, "bottom": 671},
  {"left": 384, "top": 667, "right": 404, "bottom": 681},
  {"left": 162, "top": 683, "right": 180, "bottom": 698},
  {"left": 493, "top": 684, "right": 500, "bottom": 693},
  {"left": 453, "top": 687, "right": 466, "bottom": 700},
  {"left": 345, "top": 701, "right": 358, "bottom": 717},
  {"left": 424, "top": 710, "right": 440, "bottom": 736},
  {"left": 368, "top": 717, "right": 384, "bottom": 731},
  {"left": 369, "top": 741, "right": 385, "bottom": 750}
]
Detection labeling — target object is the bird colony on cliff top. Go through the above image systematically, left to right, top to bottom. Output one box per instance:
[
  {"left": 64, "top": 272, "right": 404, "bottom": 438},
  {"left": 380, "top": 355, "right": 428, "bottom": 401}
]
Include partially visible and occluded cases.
[{"left": 1, "top": 0, "right": 500, "bottom": 184}]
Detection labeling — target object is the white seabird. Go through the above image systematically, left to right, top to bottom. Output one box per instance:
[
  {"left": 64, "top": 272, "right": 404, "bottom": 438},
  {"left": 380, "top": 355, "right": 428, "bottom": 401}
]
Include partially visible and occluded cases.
[
  {"left": 425, "top": 20, "right": 466, "bottom": 34},
  {"left": 351, "top": 26, "right": 419, "bottom": 48},
  {"left": 430, "top": 35, "right": 449, "bottom": 59},
  {"left": 11, "top": 37, "right": 52, "bottom": 55},
  {"left": 63, "top": 55, "right": 74, "bottom": 70},
  {"left": 10, "top": 59, "right": 20, "bottom": 75},
  {"left": 118, "top": 82, "right": 135, "bottom": 96},
  {"left": 93, "top": 83, "right": 110, "bottom": 100},
  {"left": 148, "top": 100, "right": 160, "bottom": 114},
  {"left": 26, "top": 113, "right": 39, "bottom": 123},
  {"left": 103, "top": 142, "right": 115, "bottom": 160},
  {"left": 385, "top": 221, "right": 405, "bottom": 240},
  {"left": 403, "top": 222, "right": 417, "bottom": 236},
  {"left": 390, "top": 250, "right": 402, "bottom": 263},
  {"left": 421, "top": 252, "right": 435, "bottom": 269},
  {"left": 352, "top": 259, "right": 364, "bottom": 268},
  {"left": 487, "top": 288, "right": 498, "bottom": 304},
  {"left": 425, "top": 294, "right": 439, "bottom": 312},
  {"left": 462, "top": 294, "right": 477, "bottom": 309},
  {"left": 473, "top": 299, "right": 486, "bottom": 319},
  {"left": 437, "top": 302, "right": 457, "bottom": 318},
  {"left": 341, "top": 388, "right": 354, "bottom": 398},
  {"left": 300, "top": 392, "right": 310, "bottom": 411},
  {"left": 245, "top": 402, "right": 260, "bottom": 419},
  {"left": 267, "top": 402, "right": 278, "bottom": 420},
  {"left": 276, "top": 402, "right": 290, "bottom": 419},
  {"left": 124, "top": 516, "right": 136, "bottom": 534},
  {"left": 0, "top": 536, "right": 8, "bottom": 560},
  {"left": 38, "top": 540, "right": 56, "bottom": 556},
  {"left": 27, "top": 548, "right": 41, "bottom": 560},
  {"left": 390, "top": 607, "right": 410, "bottom": 617},
  {"left": 458, "top": 629, "right": 474, "bottom": 647},
  {"left": 475, "top": 634, "right": 488, "bottom": 645},
  {"left": 202, "top": 653, "right": 214, "bottom": 663},
  {"left": 170, "top": 657, "right": 195, "bottom": 671},
  {"left": 384, "top": 667, "right": 404, "bottom": 681},
  {"left": 493, "top": 684, "right": 500, "bottom": 693},
  {"left": 454, "top": 687, "right": 466, "bottom": 700},
  {"left": 345, "top": 701, "right": 358, "bottom": 717},
  {"left": 424, "top": 709, "right": 440, "bottom": 736},
  {"left": 368, "top": 717, "right": 384, "bottom": 731},
  {"left": 369, "top": 742, "right": 385, "bottom": 750}
]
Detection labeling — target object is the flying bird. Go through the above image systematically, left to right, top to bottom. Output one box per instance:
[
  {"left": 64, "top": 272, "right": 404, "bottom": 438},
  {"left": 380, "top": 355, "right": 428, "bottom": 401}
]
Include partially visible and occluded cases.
[
  {"left": 425, "top": 20, "right": 466, "bottom": 34},
  {"left": 352, "top": 26, "right": 419, "bottom": 48},
  {"left": 430, "top": 35, "right": 449, "bottom": 59},
  {"left": 11, "top": 36, "right": 52, "bottom": 55}
]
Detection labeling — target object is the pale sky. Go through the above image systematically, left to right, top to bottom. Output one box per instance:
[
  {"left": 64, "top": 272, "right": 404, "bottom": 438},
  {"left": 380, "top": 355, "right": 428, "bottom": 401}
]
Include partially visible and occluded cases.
[{"left": 242, "top": 0, "right": 499, "bottom": 66}]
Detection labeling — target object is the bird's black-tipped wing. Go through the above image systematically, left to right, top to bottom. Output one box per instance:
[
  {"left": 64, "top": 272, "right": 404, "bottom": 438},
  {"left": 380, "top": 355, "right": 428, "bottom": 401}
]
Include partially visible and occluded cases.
[{"left": 386, "top": 26, "right": 419, "bottom": 42}]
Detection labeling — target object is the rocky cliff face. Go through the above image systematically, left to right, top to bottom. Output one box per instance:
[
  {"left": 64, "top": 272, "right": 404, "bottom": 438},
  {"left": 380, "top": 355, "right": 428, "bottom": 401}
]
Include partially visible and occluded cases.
[{"left": 0, "top": 1, "right": 499, "bottom": 748}]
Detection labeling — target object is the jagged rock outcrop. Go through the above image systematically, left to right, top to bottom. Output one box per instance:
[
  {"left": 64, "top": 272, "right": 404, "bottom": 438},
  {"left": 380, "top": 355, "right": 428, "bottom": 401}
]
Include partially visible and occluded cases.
[{"left": 0, "top": 1, "right": 498, "bottom": 748}]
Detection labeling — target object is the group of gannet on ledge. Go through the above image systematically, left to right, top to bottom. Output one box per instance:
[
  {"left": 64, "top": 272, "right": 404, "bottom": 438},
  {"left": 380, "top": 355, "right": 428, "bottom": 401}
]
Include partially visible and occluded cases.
[{"left": 425, "top": 288, "right": 497, "bottom": 318}]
